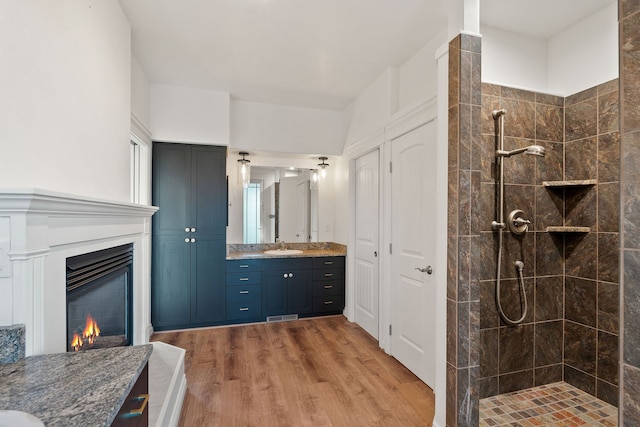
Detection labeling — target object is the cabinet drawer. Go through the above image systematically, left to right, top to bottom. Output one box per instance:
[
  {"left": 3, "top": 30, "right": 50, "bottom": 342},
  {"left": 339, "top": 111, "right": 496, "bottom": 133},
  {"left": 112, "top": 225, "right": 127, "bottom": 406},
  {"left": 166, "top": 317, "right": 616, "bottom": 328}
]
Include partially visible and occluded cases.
[
  {"left": 312, "top": 256, "right": 345, "bottom": 269},
  {"left": 262, "top": 257, "right": 313, "bottom": 271},
  {"left": 227, "top": 259, "right": 262, "bottom": 272},
  {"left": 313, "top": 268, "right": 344, "bottom": 281},
  {"left": 227, "top": 271, "right": 261, "bottom": 286},
  {"left": 313, "top": 280, "right": 343, "bottom": 297},
  {"left": 226, "top": 285, "right": 262, "bottom": 302},
  {"left": 313, "top": 295, "right": 345, "bottom": 313},
  {"left": 226, "top": 300, "right": 262, "bottom": 320},
  {"left": 113, "top": 363, "right": 148, "bottom": 427}
]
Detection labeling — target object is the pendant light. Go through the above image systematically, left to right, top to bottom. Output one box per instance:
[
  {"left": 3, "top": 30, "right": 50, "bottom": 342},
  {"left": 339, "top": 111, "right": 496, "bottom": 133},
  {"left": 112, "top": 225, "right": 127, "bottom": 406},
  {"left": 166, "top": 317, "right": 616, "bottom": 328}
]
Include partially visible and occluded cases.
[
  {"left": 237, "top": 152, "right": 251, "bottom": 188},
  {"left": 317, "top": 156, "right": 329, "bottom": 179}
]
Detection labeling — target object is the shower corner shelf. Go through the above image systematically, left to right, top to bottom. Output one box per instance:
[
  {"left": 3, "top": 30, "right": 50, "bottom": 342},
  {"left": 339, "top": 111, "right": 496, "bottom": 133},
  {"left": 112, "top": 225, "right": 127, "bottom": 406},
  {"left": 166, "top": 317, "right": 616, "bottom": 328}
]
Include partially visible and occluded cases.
[
  {"left": 542, "top": 179, "right": 597, "bottom": 188},
  {"left": 546, "top": 226, "right": 591, "bottom": 233}
]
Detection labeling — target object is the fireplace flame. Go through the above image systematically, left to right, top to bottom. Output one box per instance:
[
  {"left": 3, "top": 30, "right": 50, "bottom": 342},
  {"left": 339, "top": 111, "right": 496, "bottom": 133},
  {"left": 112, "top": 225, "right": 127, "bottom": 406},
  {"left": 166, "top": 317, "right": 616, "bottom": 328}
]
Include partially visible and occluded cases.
[{"left": 71, "top": 314, "right": 101, "bottom": 351}]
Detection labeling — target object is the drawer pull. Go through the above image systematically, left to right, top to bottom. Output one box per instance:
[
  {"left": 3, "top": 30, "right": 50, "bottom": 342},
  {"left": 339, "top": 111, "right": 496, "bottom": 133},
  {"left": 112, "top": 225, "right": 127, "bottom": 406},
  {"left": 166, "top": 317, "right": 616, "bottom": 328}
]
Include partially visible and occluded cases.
[
  {"left": 324, "top": 261, "right": 334, "bottom": 265},
  {"left": 239, "top": 265, "right": 249, "bottom": 268},
  {"left": 324, "top": 273, "right": 333, "bottom": 277},
  {"left": 239, "top": 277, "right": 249, "bottom": 281},
  {"left": 323, "top": 285, "right": 333, "bottom": 289},
  {"left": 239, "top": 290, "right": 250, "bottom": 294},
  {"left": 323, "top": 301, "right": 334, "bottom": 305},
  {"left": 240, "top": 307, "right": 249, "bottom": 311},
  {"left": 121, "top": 393, "right": 149, "bottom": 418}
]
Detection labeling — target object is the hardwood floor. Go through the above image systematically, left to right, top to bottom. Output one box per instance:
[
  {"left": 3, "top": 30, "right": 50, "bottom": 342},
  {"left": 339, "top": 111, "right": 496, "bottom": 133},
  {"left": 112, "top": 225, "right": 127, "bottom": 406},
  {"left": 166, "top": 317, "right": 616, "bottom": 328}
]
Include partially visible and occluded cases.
[{"left": 152, "top": 315, "right": 435, "bottom": 426}]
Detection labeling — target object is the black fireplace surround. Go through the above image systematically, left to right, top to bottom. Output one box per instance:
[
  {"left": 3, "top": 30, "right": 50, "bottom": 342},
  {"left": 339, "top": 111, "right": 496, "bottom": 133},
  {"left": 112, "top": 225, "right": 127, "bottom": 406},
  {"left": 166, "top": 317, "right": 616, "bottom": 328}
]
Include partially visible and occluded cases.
[{"left": 66, "top": 244, "right": 133, "bottom": 352}]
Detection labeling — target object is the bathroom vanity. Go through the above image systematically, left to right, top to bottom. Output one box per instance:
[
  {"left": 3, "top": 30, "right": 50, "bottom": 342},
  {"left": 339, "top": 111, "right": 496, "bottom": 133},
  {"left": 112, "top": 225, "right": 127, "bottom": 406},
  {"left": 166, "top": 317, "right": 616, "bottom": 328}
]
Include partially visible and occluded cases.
[{"left": 226, "top": 243, "right": 346, "bottom": 324}]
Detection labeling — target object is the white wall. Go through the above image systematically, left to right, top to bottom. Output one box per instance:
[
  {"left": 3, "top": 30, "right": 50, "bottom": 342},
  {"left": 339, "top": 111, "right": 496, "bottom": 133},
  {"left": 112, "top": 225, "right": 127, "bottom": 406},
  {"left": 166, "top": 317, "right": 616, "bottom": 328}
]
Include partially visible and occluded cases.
[
  {"left": 0, "top": 1, "right": 132, "bottom": 202},
  {"left": 547, "top": 2, "right": 618, "bottom": 95},
  {"left": 481, "top": 3, "right": 618, "bottom": 95},
  {"left": 480, "top": 25, "right": 548, "bottom": 92},
  {"left": 398, "top": 28, "right": 447, "bottom": 110},
  {"left": 131, "top": 55, "right": 151, "bottom": 129},
  {"left": 150, "top": 84, "right": 230, "bottom": 145},
  {"left": 230, "top": 100, "right": 344, "bottom": 155}
]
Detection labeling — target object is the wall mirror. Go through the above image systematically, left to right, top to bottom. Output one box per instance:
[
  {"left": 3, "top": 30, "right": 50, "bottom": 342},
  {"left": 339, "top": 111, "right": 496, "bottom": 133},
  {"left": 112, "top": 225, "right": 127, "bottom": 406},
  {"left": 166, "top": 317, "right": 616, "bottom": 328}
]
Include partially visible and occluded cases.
[{"left": 227, "top": 150, "right": 326, "bottom": 244}]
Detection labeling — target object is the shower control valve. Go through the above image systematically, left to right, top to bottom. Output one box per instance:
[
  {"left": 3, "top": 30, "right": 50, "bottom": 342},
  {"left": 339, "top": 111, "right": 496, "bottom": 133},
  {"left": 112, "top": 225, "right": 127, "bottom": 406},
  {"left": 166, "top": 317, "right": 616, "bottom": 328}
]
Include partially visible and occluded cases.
[{"left": 508, "top": 209, "right": 531, "bottom": 235}]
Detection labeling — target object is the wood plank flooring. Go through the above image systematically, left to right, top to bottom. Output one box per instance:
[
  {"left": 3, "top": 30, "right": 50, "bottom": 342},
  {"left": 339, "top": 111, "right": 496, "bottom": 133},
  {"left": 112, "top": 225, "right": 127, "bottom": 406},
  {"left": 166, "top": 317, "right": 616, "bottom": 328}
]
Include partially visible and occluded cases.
[{"left": 152, "top": 315, "right": 435, "bottom": 426}]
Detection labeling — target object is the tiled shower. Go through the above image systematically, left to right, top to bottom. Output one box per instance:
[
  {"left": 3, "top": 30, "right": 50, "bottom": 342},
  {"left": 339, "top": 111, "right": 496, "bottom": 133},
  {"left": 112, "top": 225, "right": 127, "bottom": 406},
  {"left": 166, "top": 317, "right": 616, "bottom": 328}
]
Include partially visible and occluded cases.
[
  {"left": 446, "top": 31, "right": 624, "bottom": 426},
  {"left": 478, "top": 80, "right": 620, "bottom": 405}
]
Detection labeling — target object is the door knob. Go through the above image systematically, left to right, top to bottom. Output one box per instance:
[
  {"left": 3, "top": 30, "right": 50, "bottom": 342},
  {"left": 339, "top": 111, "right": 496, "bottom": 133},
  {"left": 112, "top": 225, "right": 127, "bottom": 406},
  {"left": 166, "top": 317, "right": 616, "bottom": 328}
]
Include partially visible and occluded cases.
[
  {"left": 191, "top": 227, "right": 196, "bottom": 232},
  {"left": 190, "top": 238, "right": 196, "bottom": 243},
  {"left": 415, "top": 266, "right": 433, "bottom": 274}
]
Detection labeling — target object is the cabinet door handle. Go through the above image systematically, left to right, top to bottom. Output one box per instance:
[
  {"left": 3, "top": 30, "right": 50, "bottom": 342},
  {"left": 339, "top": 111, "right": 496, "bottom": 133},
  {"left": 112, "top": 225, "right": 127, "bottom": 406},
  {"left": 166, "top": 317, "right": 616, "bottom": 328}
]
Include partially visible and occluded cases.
[
  {"left": 185, "top": 227, "right": 190, "bottom": 232},
  {"left": 191, "top": 227, "right": 196, "bottom": 232},
  {"left": 185, "top": 238, "right": 190, "bottom": 243},
  {"left": 190, "top": 238, "right": 196, "bottom": 243},
  {"left": 324, "top": 261, "right": 333, "bottom": 265},
  {"left": 283, "top": 273, "right": 288, "bottom": 278},
  {"left": 289, "top": 273, "right": 294, "bottom": 278},
  {"left": 324, "top": 273, "right": 333, "bottom": 277},
  {"left": 239, "top": 277, "right": 249, "bottom": 281},
  {"left": 324, "top": 285, "right": 333, "bottom": 289},
  {"left": 239, "top": 290, "right": 249, "bottom": 294},
  {"left": 323, "top": 301, "right": 333, "bottom": 305},
  {"left": 239, "top": 307, "right": 249, "bottom": 311},
  {"left": 121, "top": 394, "right": 149, "bottom": 419}
]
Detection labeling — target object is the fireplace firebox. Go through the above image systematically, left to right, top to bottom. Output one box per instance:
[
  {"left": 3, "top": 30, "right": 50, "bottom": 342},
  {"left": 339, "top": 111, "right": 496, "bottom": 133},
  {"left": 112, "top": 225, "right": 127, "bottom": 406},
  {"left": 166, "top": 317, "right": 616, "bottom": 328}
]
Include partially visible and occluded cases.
[{"left": 66, "top": 244, "right": 133, "bottom": 352}]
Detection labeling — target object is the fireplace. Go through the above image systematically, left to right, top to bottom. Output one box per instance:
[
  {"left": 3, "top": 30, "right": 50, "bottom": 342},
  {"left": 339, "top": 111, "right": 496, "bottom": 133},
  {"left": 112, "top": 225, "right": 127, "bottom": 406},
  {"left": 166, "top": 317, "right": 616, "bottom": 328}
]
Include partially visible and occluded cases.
[{"left": 66, "top": 244, "right": 133, "bottom": 352}]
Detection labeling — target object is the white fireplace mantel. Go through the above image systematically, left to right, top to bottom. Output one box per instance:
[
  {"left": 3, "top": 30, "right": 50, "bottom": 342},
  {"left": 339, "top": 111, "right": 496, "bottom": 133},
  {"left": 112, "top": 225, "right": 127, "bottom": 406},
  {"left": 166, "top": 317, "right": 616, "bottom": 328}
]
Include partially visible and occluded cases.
[{"left": 0, "top": 188, "right": 158, "bottom": 356}]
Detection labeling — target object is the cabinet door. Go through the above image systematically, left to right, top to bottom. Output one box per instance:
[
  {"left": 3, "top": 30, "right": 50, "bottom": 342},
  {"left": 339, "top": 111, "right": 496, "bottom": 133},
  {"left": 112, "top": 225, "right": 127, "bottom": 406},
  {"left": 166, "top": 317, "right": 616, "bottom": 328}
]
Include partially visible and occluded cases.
[
  {"left": 152, "top": 143, "right": 191, "bottom": 236},
  {"left": 191, "top": 145, "right": 227, "bottom": 236},
  {"left": 152, "top": 237, "right": 191, "bottom": 329},
  {"left": 191, "top": 237, "right": 226, "bottom": 324},
  {"left": 288, "top": 269, "right": 313, "bottom": 315},
  {"left": 262, "top": 271, "right": 288, "bottom": 317}
]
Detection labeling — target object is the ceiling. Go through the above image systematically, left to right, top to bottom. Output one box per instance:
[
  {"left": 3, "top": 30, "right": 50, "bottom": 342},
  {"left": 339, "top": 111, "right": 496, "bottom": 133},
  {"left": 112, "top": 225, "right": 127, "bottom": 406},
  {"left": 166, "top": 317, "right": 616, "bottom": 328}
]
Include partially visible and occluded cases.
[{"left": 119, "top": 0, "right": 616, "bottom": 112}]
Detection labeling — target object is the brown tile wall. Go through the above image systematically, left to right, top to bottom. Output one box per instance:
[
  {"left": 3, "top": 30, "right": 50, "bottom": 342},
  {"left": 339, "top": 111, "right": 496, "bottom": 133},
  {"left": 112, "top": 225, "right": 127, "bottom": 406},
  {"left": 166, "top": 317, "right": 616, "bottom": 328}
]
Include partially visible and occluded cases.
[
  {"left": 621, "top": 0, "right": 640, "bottom": 424},
  {"left": 447, "top": 33, "right": 482, "bottom": 427},
  {"left": 477, "top": 80, "right": 620, "bottom": 407},
  {"left": 478, "top": 85, "right": 566, "bottom": 399}
]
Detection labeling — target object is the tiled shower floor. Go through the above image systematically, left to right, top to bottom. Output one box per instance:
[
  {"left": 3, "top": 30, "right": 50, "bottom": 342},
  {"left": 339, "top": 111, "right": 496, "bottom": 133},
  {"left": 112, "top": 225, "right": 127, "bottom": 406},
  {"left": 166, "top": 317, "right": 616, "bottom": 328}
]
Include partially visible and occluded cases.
[{"left": 480, "top": 382, "right": 618, "bottom": 426}]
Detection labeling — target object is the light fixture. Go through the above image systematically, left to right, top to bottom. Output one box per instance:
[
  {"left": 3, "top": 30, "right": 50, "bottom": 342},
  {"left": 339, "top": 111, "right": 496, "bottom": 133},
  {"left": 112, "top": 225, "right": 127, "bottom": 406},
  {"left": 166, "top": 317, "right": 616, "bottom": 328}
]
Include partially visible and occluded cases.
[
  {"left": 237, "top": 152, "right": 250, "bottom": 188},
  {"left": 317, "top": 156, "right": 329, "bottom": 179},
  {"left": 310, "top": 169, "right": 319, "bottom": 190}
]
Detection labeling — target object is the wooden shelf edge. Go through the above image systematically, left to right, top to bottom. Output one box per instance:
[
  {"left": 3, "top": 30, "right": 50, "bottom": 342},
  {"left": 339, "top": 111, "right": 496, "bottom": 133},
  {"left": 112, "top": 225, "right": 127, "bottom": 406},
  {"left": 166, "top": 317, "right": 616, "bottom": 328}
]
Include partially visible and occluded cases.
[
  {"left": 542, "top": 179, "right": 597, "bottom": 188},
  {"left": 546, "top": 226, "right": 591, "bottom": 233}
]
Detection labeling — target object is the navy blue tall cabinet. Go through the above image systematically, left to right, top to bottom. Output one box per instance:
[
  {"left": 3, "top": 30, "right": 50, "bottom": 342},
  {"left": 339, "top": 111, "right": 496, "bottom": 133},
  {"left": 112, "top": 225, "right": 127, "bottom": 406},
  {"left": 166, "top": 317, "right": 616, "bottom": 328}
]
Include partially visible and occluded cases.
[{"left": 151, "top": 142, "right": 227, "bottom": 331}]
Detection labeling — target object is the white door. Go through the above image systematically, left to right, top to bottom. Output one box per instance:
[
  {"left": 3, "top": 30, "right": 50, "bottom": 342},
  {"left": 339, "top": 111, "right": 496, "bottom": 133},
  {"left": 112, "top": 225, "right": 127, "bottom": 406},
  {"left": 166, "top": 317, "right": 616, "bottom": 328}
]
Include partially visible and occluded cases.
[
  {"left": 391, "top": 121, "right": 436, "bottom": 388},
  {"left": 354, "top": 150, "right": 380, "bottom": 339},
  {"left": 296, "top": 181, "right": 309, "bottom": 242}
]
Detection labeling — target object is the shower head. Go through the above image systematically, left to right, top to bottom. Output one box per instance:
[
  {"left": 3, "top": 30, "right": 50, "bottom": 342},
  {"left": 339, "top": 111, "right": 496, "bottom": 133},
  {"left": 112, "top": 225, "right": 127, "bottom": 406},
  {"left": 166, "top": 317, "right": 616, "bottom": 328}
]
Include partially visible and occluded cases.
[
  {"left": 496, "top": 145, "right": 546, "bottom": 158},
  {"left": 525, "top": 145, "right": 546, "bottom": 157}
]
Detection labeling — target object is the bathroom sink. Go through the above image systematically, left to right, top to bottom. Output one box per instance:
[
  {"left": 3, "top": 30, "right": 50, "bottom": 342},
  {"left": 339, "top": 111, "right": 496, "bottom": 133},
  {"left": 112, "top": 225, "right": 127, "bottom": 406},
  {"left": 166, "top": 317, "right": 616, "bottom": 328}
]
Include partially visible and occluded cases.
[
  {"left": 264, "top": 249, "right": 304, "bottom": 255},
  {"left": 0, "top": 411, "right": 44, "bottom": 427}
]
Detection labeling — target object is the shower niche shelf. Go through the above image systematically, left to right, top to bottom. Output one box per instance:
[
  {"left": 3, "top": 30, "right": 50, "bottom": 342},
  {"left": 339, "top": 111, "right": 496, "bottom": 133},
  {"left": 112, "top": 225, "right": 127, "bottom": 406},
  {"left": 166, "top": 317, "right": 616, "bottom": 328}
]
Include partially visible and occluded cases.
[
  {"left": 542, "top": 179, "right": 597, "bottom": 188},
  {"left": 543, "top": 179, "right": 597, "bottom": 234},
  {"left": 546, "top": 226, "right": 591, "bottom": 233}
]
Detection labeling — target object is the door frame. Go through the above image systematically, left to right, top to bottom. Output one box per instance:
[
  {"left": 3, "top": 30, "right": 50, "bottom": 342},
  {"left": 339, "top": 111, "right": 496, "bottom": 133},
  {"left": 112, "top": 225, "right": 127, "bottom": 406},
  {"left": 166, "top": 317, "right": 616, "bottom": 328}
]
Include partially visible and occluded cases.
[{"left": 345, "top": 97, "right": 445, "bottom": 375}]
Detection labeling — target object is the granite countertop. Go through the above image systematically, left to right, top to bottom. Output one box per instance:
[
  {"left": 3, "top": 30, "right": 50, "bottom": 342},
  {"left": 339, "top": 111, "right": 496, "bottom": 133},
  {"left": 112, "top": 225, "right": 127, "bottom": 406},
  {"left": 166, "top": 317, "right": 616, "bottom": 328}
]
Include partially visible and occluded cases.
[
  {"left": 227, "top": 242, "right": 346, "bottom": 260},
  {"left": 227, "top": 248, "right": 347, "bottom": 260},
  {"left": 0, "top": 344, "right": 153, "bottom": 427}
]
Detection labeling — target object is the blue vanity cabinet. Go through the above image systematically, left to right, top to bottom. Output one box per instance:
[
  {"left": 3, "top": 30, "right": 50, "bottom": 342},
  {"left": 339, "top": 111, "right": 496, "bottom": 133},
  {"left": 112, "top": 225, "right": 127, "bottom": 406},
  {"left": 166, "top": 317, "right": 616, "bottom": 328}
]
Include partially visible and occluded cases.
[
  {"left": 152, "top": 143, "right": 227, "bottom": 331},
  {"left": 312, "top": 256, "right": 346, "bottom": 314},
  {"left": 261, "top": 258, "right": 313, "bottom": 317},
  {"left": 226, "top": 259, "right": 263, "bottom": 322}
]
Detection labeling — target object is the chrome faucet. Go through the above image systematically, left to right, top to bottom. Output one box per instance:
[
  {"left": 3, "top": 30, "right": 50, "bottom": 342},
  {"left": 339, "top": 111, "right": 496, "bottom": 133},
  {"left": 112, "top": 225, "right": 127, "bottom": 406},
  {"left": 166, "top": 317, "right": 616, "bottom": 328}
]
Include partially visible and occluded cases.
[{"left": 276, "top": 238, "right": 286, "bottom": 250}]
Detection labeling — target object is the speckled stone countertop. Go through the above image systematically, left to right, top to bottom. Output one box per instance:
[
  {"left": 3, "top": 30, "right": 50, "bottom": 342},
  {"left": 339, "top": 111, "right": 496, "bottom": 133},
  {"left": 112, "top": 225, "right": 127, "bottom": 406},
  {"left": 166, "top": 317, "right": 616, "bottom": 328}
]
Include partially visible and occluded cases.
[
  {"left": 227, "top": 242, "right": 346, "bottom": 260},
  {"left": 0, "top": 344, "right": 152, "bottom": 427}
]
